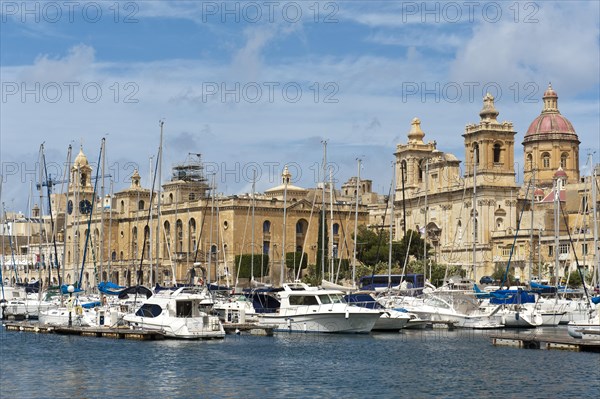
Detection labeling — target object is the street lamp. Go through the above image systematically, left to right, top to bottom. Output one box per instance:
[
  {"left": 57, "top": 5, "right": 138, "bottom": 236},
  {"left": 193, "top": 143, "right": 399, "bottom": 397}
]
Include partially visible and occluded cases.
[{"left": 67, "top": 285, "right": 74, "bottom": 327}]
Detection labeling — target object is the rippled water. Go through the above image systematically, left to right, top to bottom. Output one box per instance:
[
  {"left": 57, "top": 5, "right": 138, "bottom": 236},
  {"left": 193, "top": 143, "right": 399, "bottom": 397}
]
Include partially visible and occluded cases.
[{"left": 1, "top": 326, "right": 598, "bottom": 398}]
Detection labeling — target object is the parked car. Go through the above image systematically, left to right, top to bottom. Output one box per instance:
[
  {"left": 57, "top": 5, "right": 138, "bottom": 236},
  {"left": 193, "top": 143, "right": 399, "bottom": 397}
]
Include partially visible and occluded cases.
[{"left": 479, "top": 276, "right": 494, "bottom": 284}]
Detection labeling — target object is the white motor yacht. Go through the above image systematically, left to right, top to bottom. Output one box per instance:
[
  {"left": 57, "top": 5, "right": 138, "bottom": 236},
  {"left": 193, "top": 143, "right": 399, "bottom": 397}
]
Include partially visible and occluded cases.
[
  {"left": 254, "top": 282, "right": 381, "bottom": 333},
  {"left": 124, "top": 286, "right": 225, "bottom": 339}
]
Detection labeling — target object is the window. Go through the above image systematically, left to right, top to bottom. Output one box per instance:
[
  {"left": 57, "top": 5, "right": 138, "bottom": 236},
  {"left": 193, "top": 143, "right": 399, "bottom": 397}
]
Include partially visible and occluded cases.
[
  {"left": 474, "top": 143, "right": 480, "bottom": 165},
  {"left": 493, "top": 143, "right": 501, "bottom": 163},
  {"left": 542, "top": 152, "right": 550, "bottom": 168},
  {"left": 560, "top": 152, "right": 568, "bottom": 169},
  {"left": 526, "top": 153, "right": 533, "bottom": 169},
  {"left": 189, "top": 192, "right": 196, "bottom": 201},
  {"left": 581, "top": 196, "right": 589, "bottom": 213},
  {"left": 138, "top": 200, "right": 145, "bottom": 210},
  {"left": 189, "top": 218, "right": 196, "bottom": 252},
  {"left": 176, "top": 220, "right": 183, "bottom": 252},
  {"left": 263, "top": 220, "right": 271, "bottom": 233},
  {"left": 164, "top": 221, "right": 171, "bottom": 255},
  {"left": 333, "top": 223, "right": 340, "bottom": 235},
  {"left": 263, "top": 241, "right": 270, "bottom": 255},
  {"left": 559, "top": 243, "right": 569, "bottom": 254},
  {"left": 582, "top": 243, "right": 588, "bottom": 255},
  {"left": 548, "top": 245, "right": 553, "bottom": 256},
  {"left": 502, "top": 246, "right": 511, "bottom": 257},
  {"left": 111, "top": 251, "right": 117, "bottom": 262},
  {"left": 176, "top": 301, "right": 193, "bottom": 318},
  {"left": 135, "top": 304, "right": 162, "bottom": 318}
]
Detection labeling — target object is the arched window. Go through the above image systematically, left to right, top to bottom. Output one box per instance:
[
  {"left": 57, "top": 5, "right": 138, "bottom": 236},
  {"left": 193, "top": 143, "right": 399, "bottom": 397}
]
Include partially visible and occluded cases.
[
  {"left": 473, "top": 143, "right": 480, "bottom": 165},
  {"left": 493, "top": 143, "right": 502, "bottom": 164},
  {"left": 542, "top": 152, "right": 550, "bottom": 168},
  {"left": 560, "top": 152, "right": 568, "bottom": 169},
  {"left": 526, "top": 153, "right": 533, "bottom": 170},
  {"left": 401, "top": 160, "right": 407, "bottom": 182},
  {"left": 418, "top": 162, "right": 424, "bottom": 182},
  {"left": 169, "top": 193, "right": 174, "bottom": 204},
  {"left": 120, "top": 200, "right": 125, "bottom": 213},
  {"left": 138, "top": 200, "right": 145, "bottom": 211},
  {"left": 189, "top": 218, "right": 196, "bottom": 252},
  {"left": 474, "top": 218, "right": 478, "bottom": 242},
  {"left": 496, "top": 218, "right": 504, "bottom": 231},
  {"left": 176, "top": 219, "right": 183, "bottom": 252},
  {"left": 263, "top": 220, "right": 271, "bottom": 233},
  {"left": 164, "top": 221, "right": 171, "bottom": 255},
  {"left": 333, "top": 223, "right": 340, "bottom": 235},
  {"left": 144, "top": 225, "right": 151, "bottom": 257},
  {"left": 132, "top": 227, "right": 138, "bottom": 259},
  {"left": 111, "top": 251, "right": 117, "bottom": 261},
  {"left": 120, "top": 251, "right": 124, "bottom": 261}
]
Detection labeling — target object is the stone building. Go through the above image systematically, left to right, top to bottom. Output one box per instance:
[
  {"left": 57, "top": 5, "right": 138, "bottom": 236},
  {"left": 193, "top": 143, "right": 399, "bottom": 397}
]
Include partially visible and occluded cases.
[
  {"left": 393, "top": 85, "right": 598, "bottom": 283},
  {"left": 42, "top": 155, "right": 367, "bottom": 289}
]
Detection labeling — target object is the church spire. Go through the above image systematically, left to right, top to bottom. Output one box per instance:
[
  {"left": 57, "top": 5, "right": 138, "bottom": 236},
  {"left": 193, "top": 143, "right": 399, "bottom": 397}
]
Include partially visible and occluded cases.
[
  {"left": 479, "top": 93, "right": 499, "bottom": 122},
  {"left": 407, "top": 117, "right": 425, "bottom": 143}
]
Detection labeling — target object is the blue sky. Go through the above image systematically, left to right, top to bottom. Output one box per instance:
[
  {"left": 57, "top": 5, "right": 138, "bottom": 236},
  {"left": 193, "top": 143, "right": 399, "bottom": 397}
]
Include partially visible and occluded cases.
[{"left": 1, "top": 1, "right": 599, "bottom": 212}]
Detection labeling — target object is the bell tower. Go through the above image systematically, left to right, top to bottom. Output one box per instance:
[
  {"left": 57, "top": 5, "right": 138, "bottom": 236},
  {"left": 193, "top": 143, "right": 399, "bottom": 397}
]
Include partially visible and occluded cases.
[{"left": 463, "top": 93, "right": 517, "bottom": 187}]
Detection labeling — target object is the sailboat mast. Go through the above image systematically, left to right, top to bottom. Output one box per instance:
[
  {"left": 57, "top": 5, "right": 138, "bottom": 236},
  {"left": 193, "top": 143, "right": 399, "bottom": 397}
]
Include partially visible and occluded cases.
[
  {"left": 155, "top": 121, "right": 164, "bottom": 286},
  {"left": 100, "top": 138, "right": 106, "bottom": 285},
  {"left": 321, "top": 140, "right": 327, "bottom": 281},
  {"left": 37, "top": 145, "right": 44, "bottom": 290},
  {"left": 61, "top": 145, "right": 73, "bottom": 285},
  {"left": 148, "top": 155, "right": 153, "bottom": 286},
  {"left": 472, "top": 155, "right": 477, "bottom": 283},
  {"left": 352, "top": 158, "right": 361, "bottom": 288},
  {"left": 424, "top": 159, "right": 429, "bottom": 281},
  {"left": 591, "top": 160, "right": 599, "bottom": 287},
  {"left": 388, "top": 161, "right": 395, "bottom": 288},
  {"left": 281, "top": 166, "right": 288, "bottom": 286},
  {"left": 329, "top": 167, "right": 334, "bottom": 280},
  {"left": 251, "top": 170, "right": 256, "bottom": 281},
  {"left": 529, "top": 171, "right": 535, "bottom": 283},
  {"left": 107, "top": 178, "right": 113, "bottom": 282},
  {"left": 554, "top": 178, "right": 560, "bottom": 289}
]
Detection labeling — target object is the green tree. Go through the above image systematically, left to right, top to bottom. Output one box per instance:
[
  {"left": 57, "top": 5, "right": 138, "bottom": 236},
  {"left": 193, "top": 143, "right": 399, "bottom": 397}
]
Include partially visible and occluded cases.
[{"left": 235, "top": 254, "right": 269, "bottom": 279}]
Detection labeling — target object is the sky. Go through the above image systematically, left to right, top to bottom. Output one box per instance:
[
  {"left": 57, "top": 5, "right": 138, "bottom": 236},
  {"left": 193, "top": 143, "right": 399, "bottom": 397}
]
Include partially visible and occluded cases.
[{"left": 1, "top": 0, "right": 599, "bottom": 214}]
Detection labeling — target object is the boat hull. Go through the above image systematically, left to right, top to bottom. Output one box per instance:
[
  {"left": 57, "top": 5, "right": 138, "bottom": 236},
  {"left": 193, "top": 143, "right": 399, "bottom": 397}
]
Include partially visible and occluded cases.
[
  {"left": 258, "top": 310, "right": 380, "bottom": 333},
  {"left": 124, "top": 315, "right": 225, "bottom": 339}
]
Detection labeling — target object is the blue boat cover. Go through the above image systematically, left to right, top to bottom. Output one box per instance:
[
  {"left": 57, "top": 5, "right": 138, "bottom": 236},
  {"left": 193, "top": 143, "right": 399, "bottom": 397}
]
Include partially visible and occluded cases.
[{"left": 490, "top": 289, "right": 536, "bottom": 305}]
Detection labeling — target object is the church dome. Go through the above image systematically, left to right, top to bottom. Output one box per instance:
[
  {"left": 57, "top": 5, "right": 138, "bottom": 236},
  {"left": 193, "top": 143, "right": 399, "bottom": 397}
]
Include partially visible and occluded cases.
[
  {"left": 525, "top": 84, "right": 576, "bottom": 137},
  {"left": 553, "top": 167, "right": 567, "bottom": 179}
]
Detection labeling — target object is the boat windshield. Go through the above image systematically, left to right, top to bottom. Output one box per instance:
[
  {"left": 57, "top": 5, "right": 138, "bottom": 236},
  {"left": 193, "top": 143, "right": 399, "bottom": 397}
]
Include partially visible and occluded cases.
[
  {"left": 319, "top": 294, "right": 345, "bottom": 304},
  {"left": 135, "top": 303, "right": 163, "bottom": 318}
]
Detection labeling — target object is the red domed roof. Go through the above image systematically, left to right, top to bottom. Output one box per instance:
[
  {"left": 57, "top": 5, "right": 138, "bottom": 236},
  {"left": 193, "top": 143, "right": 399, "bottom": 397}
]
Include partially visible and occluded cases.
[
  {"left": 524, "top": 84, "right": 576, "bottom": 137},
  {"left": 526, "top": 113, "right": 575, "bottom": 135},
  {"left": 553, "top": 168, "right": 567, "bottom": 178},
  {"left": 534, "top": 188, "right": 545, "bottom": 196}
]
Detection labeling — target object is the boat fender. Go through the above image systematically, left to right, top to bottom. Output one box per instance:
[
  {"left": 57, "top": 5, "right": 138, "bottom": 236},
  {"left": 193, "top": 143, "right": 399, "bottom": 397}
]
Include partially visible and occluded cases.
[{"left": 345, "top": 310, "right": 350, "bottom": 319}]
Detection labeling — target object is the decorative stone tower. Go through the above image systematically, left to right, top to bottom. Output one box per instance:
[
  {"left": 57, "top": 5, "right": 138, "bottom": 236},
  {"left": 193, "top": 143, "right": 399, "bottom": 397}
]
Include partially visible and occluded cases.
[
  {"left": 523, "top": 84, "right": 580, "bottom": 187},
  {"left": 462, "top": 93, "right": 517, "bottom": 187},
  {"left": 394, "top": 118, "right": 437, "bottom": 198}
]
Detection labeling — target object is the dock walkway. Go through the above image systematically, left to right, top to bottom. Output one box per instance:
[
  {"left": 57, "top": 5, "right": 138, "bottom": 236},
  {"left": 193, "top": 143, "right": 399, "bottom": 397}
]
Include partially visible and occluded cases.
[{"left": 490, "top": 330, "right": 600, "bottom": 352}]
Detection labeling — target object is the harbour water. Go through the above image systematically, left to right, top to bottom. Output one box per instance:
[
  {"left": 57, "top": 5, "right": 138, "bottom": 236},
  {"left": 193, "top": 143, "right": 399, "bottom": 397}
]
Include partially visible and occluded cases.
[{"left": 1, "top": 326, "right": 598, "bottom": 398}]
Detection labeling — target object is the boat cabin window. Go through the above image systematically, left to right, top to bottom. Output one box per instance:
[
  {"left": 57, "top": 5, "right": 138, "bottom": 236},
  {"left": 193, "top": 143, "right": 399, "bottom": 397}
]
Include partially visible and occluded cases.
[
  {"left": 289, "top": 295, "right": 319, "bottom": 306},
  {"left": 319, "top": 295, "right": 332, "bottom": 304},
  {"left": 176, "top": 300, "right": 193, "bottom": 317},
  {"left": 136, "top": 304, "right": 162, "bottom": 318}
]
